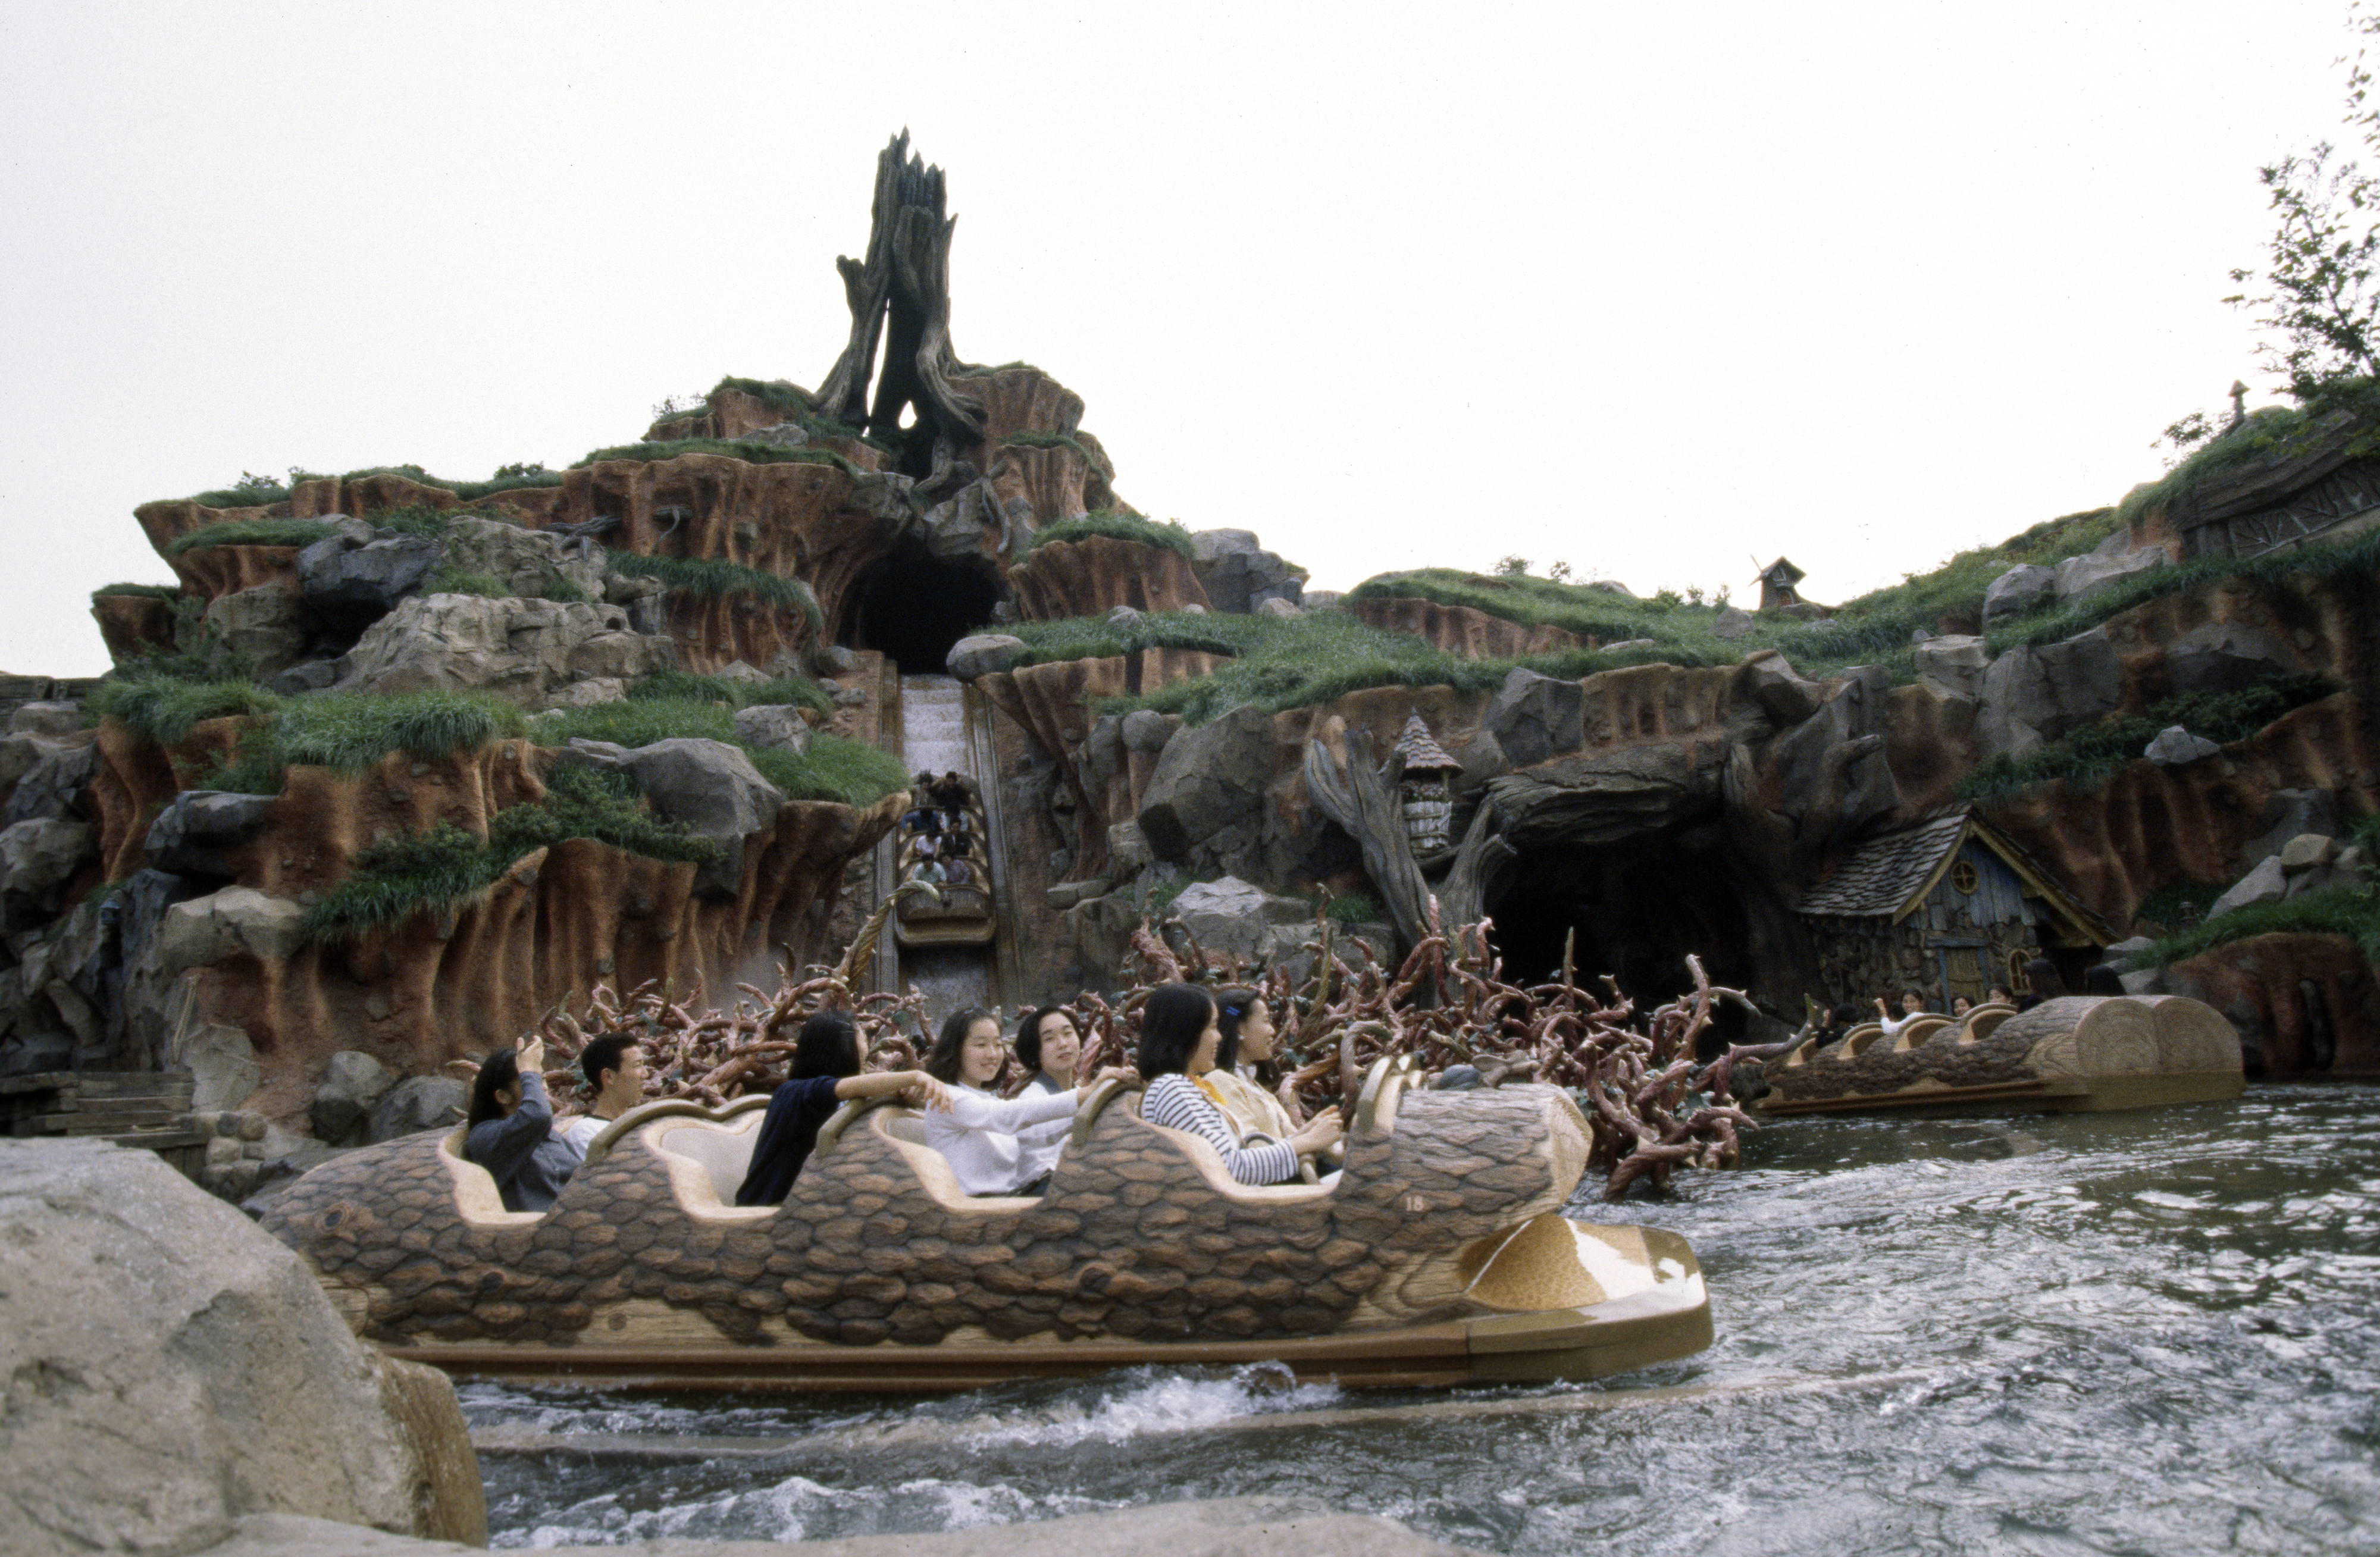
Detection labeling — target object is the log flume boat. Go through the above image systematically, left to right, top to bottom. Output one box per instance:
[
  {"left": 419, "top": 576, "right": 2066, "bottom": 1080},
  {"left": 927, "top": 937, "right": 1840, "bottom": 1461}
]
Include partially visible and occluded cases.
[{"left": 260, "top": 1056, "right": 1712, "bottom": 1392}]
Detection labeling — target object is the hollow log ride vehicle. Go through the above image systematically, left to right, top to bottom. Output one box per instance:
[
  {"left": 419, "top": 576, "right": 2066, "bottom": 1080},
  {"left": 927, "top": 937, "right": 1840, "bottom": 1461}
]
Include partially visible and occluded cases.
[
  {"left": 894, "top": 795, "right": 992, "bottom": 949},
  {"left": 1756, "top": 994, "right": 2246, "bottom": 1119},
  {"left": 260, "top": 1057, "right": 1712, "bottom": 1393}
]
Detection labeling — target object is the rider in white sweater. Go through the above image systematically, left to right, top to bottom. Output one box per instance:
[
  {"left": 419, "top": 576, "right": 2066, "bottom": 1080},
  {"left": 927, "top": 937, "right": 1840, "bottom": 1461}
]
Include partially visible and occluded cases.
[{"left": 920, "top": 1005, "right": 1129, "bottom": 1196}]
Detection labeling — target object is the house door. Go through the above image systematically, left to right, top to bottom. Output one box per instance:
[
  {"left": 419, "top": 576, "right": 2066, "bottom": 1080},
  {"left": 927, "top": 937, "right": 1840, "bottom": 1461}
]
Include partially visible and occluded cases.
[{"left": 1933, "top": 942, "right": 1987, "bottom": 1007}]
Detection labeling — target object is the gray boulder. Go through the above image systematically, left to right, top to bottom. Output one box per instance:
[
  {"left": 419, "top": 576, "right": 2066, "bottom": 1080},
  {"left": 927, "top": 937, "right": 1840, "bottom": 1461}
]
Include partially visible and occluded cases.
[
  {"left": 436, "top": 515, "right": 605, "bottom": 602},
  {"left": 1191, "top": 530, "right": 1304, "bottom": 613},
  {"left": 296, "top": 532, "right": 442, "bottom": 618},
  {"left": 2053, "top": 534, "right": 2167, "bottom": 604},
  {"left": 1983, "top": 563, "right": 2057, "bottom": 628},
  {"left": 202, "top": 582, "right": 308, "bottom": 676},
  {"left": 1302, "top": 589, "right": 1345, "bottom": 612},
  {"left": 339, "top": 593, "right": 674, "bottom": 705},
  {"left": 1255, "top": 596, "right": 1305, "bottom": 619},
  {"left": 1107, "top": 604, "right": 1144, "bottom": 630},
  {"left": 1710, "top": 605, "right": 1755, "bottom": 640},
  {"left": 2164, "top": 621, "right": 2300, "bottom": 699},
  {"left": 1975, "top": 628, "right": 2124, "bottom": 760},
  {"left": 946, "top": 633, "right": 1028, "bottom": 681},
  {"left": 1913, "top": 634, "right": 1990, "bottom": 701},
  {"left": 816, "top": 644, "right": 860, "bottom": 675},
  {"left": 1737, "top": 650, "right": 1824, "bottom": 726},
  {"left": 266, "top": 657, "right": 340, "bottom": 696},
  {"left": 1485, "top": 666, "right": 1585, "bottom": 769},
  {"left": 7, "top": 702, "right": 82, "bottom": 738},
  {"left": 732, "top": 703, "right": 813, "bottom": 756},
  {"left": 1136, "top": 704, "right": 1275, "bottom": 865},
  {"left": 1120, "top": 708, "right": 1179, "bottom": 754},
  {"left": 2144, "top": 725, "right": 2221, "bottom": 766},
  {"left": 616, "top": 738, "right": 785, "bottom": 900},
  {"left": 3, "top": 741, "right": 96, "bottom": 825},
  {"left": 145, "top": 789, "right": 275, "bottom": 878},
  {"left": 0, "top": 819, "right": 94, "bottom": 902},
  {"left": 1107, "top": 819, "right": 1155, "bottom": 877},
  {"left": 2204, "top": 855, "right": 2288, "bottom": 922},
  {"left": 1166, "top": 876, "right": 1311, "bottom": 966},
  {"left": 155, "top": 886, "right": 306, "bottom": 970},
  {"left": 2100, "top": 935, "right": 2156, "bottom": 973},
  {"left": 180, "top": 1022, "right": 261, "bottom": 1112},
  {"left": 308, "top": 1050, "right": 398, "bottom": 1148},
  {"left": 369, "top": 1075, "right": 468, "bottom": 1143},
  {"left": 0, "top": 1137, "right": 485, "bottom": 1553}
]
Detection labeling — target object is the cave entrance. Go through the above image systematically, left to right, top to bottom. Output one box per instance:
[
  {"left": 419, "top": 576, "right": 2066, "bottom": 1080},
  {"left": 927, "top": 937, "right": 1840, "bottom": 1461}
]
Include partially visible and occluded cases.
[
  {"left": 850, "top": 543, "right": 1001, "bottom": 674},
  {"left": 1485, "top": 828, "right": 1761, "bottom": 1054}
]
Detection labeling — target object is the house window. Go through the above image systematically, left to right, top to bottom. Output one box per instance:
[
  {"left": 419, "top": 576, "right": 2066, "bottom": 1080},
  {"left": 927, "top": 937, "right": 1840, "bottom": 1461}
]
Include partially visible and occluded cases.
[
  {"left": 1950, "top": 860, "right": 1980, "bottom": 895},
  {"left": 2008, "top": 950, "right": 2030, "bottom": 990}
]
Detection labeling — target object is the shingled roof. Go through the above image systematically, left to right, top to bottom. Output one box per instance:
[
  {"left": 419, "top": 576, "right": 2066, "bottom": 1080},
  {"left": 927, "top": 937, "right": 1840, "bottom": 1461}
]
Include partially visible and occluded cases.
[
  {"left": 1393, "top": 712, "right": 1461, "bottom": 775},
  {"left": 1796, "top": 807, "right": 2113, "bottom": 946},
  {"left": 1796, "top": 810, "right": 1969, "bottom": 917}
]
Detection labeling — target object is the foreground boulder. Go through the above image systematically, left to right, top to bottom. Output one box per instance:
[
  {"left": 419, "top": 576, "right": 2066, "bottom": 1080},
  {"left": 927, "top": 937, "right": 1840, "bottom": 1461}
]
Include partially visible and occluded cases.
[{"left": 0, "top": 1138, "right": 484, "bottom": 1555}]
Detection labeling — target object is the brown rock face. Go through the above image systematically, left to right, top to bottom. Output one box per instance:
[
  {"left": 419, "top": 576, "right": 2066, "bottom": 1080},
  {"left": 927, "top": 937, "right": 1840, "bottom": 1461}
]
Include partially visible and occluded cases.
[
  {"left": 1007, "top": 536, "right": 1210, "bottom": 621},
  {"left": 89, "top": 593, "right": 178, "bottom": 660},
  {"left": 1346, "top": 596, "right": 1583, "bottom": 658},
  {"left": 89, "top": 726, "right": 896, "bottom": 1120},
  {"left": 2163, "top": 932, "right": 2380, "bottom": 1077}
]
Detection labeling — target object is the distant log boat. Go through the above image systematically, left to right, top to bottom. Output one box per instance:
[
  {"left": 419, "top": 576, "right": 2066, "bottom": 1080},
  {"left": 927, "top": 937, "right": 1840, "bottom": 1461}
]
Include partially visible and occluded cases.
[
  {"left": 1755, "top": 995, "right": 2246, "bottom": 1119},
  {"left": 258, "top": 1057, "right": 1712, "bottom": 1392}
]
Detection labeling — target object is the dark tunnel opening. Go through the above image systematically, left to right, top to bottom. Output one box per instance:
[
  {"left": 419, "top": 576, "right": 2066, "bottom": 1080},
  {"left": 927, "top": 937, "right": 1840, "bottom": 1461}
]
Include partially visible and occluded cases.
[
  {"left": 851, "top": 544, "right": 1001, "bottom": 675},
  {"left": 1485, "top": 828, "right": 1762, "bottom": 1054}
]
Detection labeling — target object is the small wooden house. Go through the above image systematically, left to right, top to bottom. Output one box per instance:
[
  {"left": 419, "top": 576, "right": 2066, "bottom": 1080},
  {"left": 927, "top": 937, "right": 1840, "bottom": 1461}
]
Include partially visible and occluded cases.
[
  {"left": 1755, "top": 557, "right": 1806, "bottom": 611},
  {"left": 1392, "top": 712, "right": 1463, "bottom": 855},
  {"left": 1796, "top": 807, "right": 2110, "bottom": 1009}
]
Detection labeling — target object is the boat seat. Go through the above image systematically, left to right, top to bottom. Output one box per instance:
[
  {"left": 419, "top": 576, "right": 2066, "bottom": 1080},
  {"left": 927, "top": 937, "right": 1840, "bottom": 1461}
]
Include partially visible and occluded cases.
[
  {"left": 863, "top": 1107, "right": 1041, "bottom": 1214},
  {"left": 641, "top": 1110, "right": 774, "bottom": 1221},
  {"left": 436, "top": 1129, "right": 545, "bottom": 1229}
]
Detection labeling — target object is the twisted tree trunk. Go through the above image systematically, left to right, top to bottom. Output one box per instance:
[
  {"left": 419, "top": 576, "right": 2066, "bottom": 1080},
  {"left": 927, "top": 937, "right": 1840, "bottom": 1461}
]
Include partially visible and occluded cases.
[{"left": 1303, "top": 720, "right": 1429, "bottom": 953}]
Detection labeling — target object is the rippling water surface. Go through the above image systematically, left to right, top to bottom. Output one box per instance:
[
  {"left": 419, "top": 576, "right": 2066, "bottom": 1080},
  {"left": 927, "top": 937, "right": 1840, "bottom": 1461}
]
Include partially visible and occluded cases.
[{"left": 464, "top": 1085, "right": 2380, "bottom": 1553}]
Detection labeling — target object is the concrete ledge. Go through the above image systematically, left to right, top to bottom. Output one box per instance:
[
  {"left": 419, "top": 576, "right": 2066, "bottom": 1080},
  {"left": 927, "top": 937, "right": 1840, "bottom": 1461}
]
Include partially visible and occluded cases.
[{"left": 203, "top": 1496, "right": 1489, "bottom": 1556}]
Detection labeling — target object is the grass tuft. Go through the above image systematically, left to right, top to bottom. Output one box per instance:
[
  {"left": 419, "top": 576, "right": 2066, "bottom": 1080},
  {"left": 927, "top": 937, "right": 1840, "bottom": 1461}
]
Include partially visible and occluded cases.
[
  {"left": 572, "top": 437, "right": 862, "bottom": 481},
  {"left": 1023, "top": 510, "right": 1196, "bottom": 560},
  {"left": 164, "top": 519, "right": 336, "bottom": 556},
  {"left": 1983, "top": 525, "right": 2380, "bottom": 654},
  {"left": 606, "top": 553, "right": 823, "bottom": 628},
  {"left": 91, "top": 582, "right": 183, "bottom": 602},
  {"left": 632, "top": 666, "right": 832, "bottom": 714},
  {"left": 1958, "top": 673, "right": 2338, "bottom": 805},
  {"left": 89, "top": 676, "right": 283, "bottom": 745},
  {"left": 271, "top": 691, "right": 527, "bottom": 773},
  {"left": 2138, "top": 884, "right": 2380, "bottom": 968}
]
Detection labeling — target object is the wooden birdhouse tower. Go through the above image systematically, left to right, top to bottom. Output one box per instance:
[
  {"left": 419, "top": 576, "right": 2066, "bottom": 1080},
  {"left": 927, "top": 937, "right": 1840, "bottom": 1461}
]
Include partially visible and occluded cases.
[{"left": 1392, "top": 713, "right": 1463, "bottom": 854}]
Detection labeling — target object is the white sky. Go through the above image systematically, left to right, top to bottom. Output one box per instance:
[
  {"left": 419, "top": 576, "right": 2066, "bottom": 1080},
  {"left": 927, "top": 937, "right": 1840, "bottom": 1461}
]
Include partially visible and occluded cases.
[{"left": 0, "top": 1, "right": 2360, "bottom": 676}]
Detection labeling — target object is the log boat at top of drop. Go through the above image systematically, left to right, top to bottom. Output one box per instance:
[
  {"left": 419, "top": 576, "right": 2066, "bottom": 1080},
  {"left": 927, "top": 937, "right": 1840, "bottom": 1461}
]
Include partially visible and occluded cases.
[{"left": 259, "top": 1056, "right": 1712, "bottom": 1392}]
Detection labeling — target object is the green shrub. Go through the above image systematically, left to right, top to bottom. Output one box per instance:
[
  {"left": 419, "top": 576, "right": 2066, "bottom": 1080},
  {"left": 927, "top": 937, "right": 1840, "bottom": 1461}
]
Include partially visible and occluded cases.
[
  {"left": 706, "top": 375, "right": 813, "bottom": 415},
  {"left": 571, "top": 437, "right": 862, "bottom": 481},
  {"left": 1023, "top": 511, "right": 1197, "bottom": 560},
  {"left": 163, "top": 519, "right": 336, "bottom": 556},
  {"left": 605, "top": 552, "right": 822, "bottom": 628},
  {"left": 540, "top": 571, "right": 594, "bottom": 605},
  {"left": 90, "top": 582, "right": 183, "bottom": 602},
  {"left": 632, "top": 666, "right": 831, "bottom": 714},
  {"left": 1958, "top": 673, "right": 2338, "bottom": 804},
  {"left": 89, "top": 676, "right": 283, "bottom": 745},
  {"left": 271, "top": 691, "right": 528, "bottom": 773},
  {"left": 747, "top": 735, "right": 910, "bottom": 807},
  {"left": 488, "top": 763, "right": 718, "bottom": 864},
  {"left": 301, "top": 823, "right": 515, "bottom": 942},
  {"left": 2133, "top": 879, "right": 2234, "bottom": 931},
  {"left": 2137, "top": 884, "right": 2380, "bottom": 967},
  {"left": 1326, "top": 892, "right": 1382, "bottom": 925}
]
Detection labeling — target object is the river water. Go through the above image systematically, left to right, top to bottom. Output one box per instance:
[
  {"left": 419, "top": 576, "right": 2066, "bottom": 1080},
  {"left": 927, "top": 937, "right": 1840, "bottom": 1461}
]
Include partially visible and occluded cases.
[{"left": 463, "top": 1085, "right": 2380, "bottom": 1553}]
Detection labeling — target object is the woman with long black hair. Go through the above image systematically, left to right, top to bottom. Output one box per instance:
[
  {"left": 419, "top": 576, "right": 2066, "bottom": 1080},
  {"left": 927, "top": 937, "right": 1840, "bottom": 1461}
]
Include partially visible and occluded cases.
[
  {"left": 1138, "top": 984, "right": 1341, "bottom": 1186},
  {"left": 920, "top": 1006, "right": 1130, "bottom": 1197},
  {"left": 734, "top": 1011, "right": 949, "bottom": 1207},
  {"left": 464, "top": 1036, "right": 582, "bottom": 1213}
]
